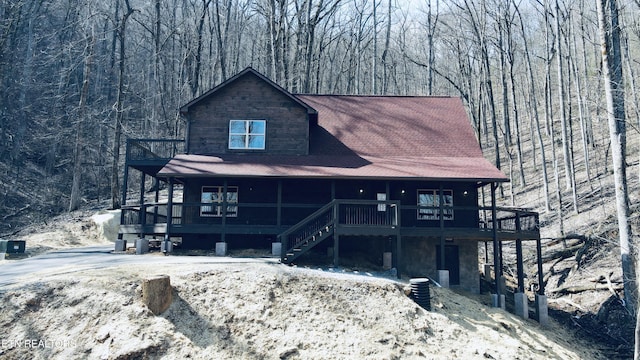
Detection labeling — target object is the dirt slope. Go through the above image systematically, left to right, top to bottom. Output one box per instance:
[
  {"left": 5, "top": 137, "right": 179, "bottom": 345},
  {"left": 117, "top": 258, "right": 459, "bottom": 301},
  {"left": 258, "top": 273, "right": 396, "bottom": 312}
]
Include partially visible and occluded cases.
[{"left": 0, "top": 261, "right": 605, "bottom": 360}]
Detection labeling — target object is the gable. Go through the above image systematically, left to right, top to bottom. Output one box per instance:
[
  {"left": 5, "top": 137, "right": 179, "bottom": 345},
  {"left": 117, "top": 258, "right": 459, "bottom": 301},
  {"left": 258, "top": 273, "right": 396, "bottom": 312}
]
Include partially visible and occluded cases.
[{"left": 182, "top": 68, "right": 315, "bottom": 156}]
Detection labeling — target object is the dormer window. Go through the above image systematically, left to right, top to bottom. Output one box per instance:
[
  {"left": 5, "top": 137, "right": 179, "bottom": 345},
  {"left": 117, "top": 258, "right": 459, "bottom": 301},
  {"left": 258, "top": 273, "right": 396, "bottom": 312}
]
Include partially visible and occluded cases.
[{"left": 229, "top": 120, "right": 266, "bottom": 150}]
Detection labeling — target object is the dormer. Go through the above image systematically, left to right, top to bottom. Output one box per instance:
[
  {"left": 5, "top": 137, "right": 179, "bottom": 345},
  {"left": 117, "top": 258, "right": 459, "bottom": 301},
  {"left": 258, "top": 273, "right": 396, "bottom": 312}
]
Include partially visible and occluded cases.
[{"left": 180, "top": 67, "right": 317, "bottom": 156}]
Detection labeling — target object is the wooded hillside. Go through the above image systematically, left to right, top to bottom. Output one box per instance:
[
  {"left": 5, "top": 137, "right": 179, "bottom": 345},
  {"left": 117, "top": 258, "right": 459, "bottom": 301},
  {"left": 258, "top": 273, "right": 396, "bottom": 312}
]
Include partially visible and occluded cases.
[{"left": 1, "top": 0, "right": 639, "bottom": 249}]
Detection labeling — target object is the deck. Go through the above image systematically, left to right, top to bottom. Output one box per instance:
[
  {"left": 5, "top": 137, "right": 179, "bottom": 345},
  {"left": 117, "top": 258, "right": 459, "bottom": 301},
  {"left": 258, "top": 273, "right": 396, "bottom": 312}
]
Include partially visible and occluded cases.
[{"left": 119, "top": 200, "right": 540, "bottom": 242}]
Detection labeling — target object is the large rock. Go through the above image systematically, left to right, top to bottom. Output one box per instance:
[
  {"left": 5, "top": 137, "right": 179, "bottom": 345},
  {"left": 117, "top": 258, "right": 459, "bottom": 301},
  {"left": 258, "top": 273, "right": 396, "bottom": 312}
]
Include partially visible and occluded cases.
[
  {"left": 90, "top": 210, "right": 121, "bottom": 242},
  {"left": 142, "top": 275, "right": 173, "bottom": 315}
]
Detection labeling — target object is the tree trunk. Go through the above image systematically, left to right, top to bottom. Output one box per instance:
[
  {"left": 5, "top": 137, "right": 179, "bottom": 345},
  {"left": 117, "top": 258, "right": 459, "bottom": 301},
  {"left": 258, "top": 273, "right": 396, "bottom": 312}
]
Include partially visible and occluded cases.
[
  {"left": 11, "top": 0, "right": 38, "bottom": 166},
  {"left": 110, "top": 0, "right": 135, "bottom": 210},
  {"left": 381, "top": 0, "right": 392, "bottom": 94},
  {"left": 545, "top": 0, "right": 565, "bottom": 239},
  {"left": 554, "top": 0, "right": 573, "bottom": 193},
  {"left": 596, "top": 0, "right": 636, "bottom": 324},
  {"left": 69, "top": 29, "right": 95, "bottom": 212}
]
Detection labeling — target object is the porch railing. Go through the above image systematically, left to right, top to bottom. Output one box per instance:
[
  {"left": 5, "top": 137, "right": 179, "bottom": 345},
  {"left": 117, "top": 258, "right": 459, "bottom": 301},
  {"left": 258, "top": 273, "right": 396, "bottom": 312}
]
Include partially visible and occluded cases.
[
  {"left": 126, "top": 138, "right": 185, "bottom": 162},
  {"left": 121, "top": 202, "right": 538, "bottom": 237},
  {"left": 121, "top": 203, "right": 183, "bottom": 226},
  {"left": 482, "top": 208, "right": 539, "bottom": 232}
]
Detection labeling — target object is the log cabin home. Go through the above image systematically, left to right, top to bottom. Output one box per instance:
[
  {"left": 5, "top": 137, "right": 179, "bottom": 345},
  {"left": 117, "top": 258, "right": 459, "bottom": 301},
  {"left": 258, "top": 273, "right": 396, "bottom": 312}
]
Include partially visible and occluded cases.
[{"left": 118, "top": 67, "right": 544, "bottom": 307}]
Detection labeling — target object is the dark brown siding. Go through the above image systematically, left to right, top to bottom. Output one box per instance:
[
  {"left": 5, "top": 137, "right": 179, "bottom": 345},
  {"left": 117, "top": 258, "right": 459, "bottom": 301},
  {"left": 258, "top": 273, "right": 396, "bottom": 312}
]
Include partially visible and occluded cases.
[{"left": 186, "top": 72, "right": 309, "bottom": 155}]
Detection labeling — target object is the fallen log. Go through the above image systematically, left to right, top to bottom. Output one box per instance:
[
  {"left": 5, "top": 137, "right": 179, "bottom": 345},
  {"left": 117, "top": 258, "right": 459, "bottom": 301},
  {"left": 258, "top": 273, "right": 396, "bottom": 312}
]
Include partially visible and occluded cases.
[
  {"left": 2, "top": 205, "right": 31, "bottom": 221},
  {"left": 545, "top": 233, "right": 588, "bottom": 247},
  {"left": 541, "top": 244, "right": 583, "bottom": 263},
  {"left": 548, "top": 282, "right": 624, "bottom": 295}
]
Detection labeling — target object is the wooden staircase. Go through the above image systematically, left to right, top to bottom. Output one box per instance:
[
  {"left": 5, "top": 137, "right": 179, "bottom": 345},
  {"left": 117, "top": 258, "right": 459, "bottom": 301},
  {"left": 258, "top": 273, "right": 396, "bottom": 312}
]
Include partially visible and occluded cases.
[
  {"left": 278, "top": 199, "right": 400, "bottom": 264},
  {"left": 279, "top": 200, "right": 337, "bottom": 264},
  {"left": 282, "top": 224, "right": 334, "bottom": 263}
]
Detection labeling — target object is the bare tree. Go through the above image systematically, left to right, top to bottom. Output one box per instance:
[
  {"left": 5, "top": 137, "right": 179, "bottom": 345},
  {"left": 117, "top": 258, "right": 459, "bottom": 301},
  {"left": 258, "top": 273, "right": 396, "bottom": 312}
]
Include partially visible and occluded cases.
[
  {"left": 110, "top": 0, "right": 135, "bottom": 210},
  {"left": 596, "top": 0, "right": 636, "bottom": 325},
  {"left": 69, "top": 27, "right": 95, "bottom": 212}
]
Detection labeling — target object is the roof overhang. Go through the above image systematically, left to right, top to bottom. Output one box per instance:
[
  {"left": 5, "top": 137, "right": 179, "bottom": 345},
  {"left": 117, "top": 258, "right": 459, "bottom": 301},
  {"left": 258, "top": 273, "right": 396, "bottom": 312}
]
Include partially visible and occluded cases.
[{"left": 157, "top": 154, "right": 509, "bottom": 183}]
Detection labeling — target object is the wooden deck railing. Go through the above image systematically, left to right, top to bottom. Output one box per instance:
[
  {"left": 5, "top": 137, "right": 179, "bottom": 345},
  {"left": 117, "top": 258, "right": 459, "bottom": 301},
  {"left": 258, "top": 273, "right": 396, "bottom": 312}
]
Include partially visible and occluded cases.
[
  {"left": 126, "top": 139, "right": 185, "bottom": 162},
  {"left": 120, "top": 201, "right": 538, "bottom": 240},
  {"left": 482, "top": 208, "right": 539, "bottom": 232}
]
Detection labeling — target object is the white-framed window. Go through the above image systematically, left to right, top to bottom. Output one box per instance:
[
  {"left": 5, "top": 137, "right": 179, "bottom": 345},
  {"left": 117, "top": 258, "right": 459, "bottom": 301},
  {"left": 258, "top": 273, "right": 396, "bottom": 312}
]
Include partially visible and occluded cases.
[
  {"left": 229, "top": 120, "right": 266, "bottom": 150},
  {"left": 201, "top": 186, "right": 238, "bottom": 217},
  {"left": 417, "top": 189, "right": 453, "bottom": 220},
  {"left": 377, "top": 193, "right": 387, "bottom": 211}
]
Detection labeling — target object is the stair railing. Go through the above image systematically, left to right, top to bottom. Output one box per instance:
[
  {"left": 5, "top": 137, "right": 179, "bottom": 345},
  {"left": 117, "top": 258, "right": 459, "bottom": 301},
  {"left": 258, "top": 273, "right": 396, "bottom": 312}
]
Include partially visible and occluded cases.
[{"left": 278, "top": 200, "right": 338, "bottom": 260}]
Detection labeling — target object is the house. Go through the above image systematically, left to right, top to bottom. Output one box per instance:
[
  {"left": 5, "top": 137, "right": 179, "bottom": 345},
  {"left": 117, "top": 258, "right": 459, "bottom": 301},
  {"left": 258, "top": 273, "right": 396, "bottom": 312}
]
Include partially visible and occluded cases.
[{"left": 118, "top": 68, "right": 543, "bottom": 312}]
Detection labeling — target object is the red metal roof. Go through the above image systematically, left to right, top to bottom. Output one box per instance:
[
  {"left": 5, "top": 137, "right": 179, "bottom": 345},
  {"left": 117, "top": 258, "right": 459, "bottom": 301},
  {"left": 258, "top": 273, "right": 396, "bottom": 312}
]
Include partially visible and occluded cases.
[{"left": 160, "top": 95, "right": 507, "bottom": 182}]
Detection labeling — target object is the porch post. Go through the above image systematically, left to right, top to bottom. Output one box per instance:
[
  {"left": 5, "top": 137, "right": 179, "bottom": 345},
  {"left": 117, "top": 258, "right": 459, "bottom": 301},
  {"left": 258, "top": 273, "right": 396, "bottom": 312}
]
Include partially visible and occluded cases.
[
  {"left": 118, "top": 161, "right": 130, "bottom": 240},
  {"left": 139, "top": 172, "right": 146, "bottom": 238},
  {"left": 163, "top": 177, "right": 174, "bottom": 253},
  {"left": 153, "top": 178, "right": 160, "bottom": 225},
  {"left": 221, "top": 180, "right": 227, "bottom": 244},
  {"left": 277, "top": 180, "right": 282, "bottom": 228},
  {"left": 331, "top": 180, "right": 336, "bottom": 199},
  {"left": 491, "top": 183, "right": 503, "bottom": 308},
  {"left": 438, "top": 184, "right": 449, "bottom": 288},
  {"left": 439, "top": 184, "right": 445, "bottom": 269},
  {"left": 393, "top": 197, "right": 402, "bottom": 278},
  {"left": 333, "top": 201, "right": 339, "bottom": 267},
  {"left": 514, "top": 212, "right": 528, "bottom": 319},
  {"left": 515, "top": 213, "right": 525, "bottom": 292},
  {"left": 395, "top": 231, "right": 402, "bottom": 279},
  {"left": 535, "top": 235, "right": 548, "bottom": 325},
  {"left": 536, "top": 237, "right": 545, "bottom": 295}
]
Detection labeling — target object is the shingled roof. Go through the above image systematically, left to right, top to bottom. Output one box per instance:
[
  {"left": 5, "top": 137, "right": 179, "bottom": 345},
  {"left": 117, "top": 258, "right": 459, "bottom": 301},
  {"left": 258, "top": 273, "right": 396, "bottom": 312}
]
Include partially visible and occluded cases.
[{"left": 159, "top": 93, "right": 507, "bottom": 183}]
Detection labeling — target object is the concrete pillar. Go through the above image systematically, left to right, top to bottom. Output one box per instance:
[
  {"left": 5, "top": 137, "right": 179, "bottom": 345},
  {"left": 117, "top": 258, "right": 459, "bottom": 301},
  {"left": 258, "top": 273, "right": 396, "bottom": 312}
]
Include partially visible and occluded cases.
[
  {"left": 136, "top": 238, "right": 149, "bottom": 254},
  {"left": 115, "top": 239, "right": 127, "bottom": 252},
  {"left": 161, "top": 239, "right": 173, "bottom": 253},
  {"left": 216, "top": 242, "right": 227, "bottom": 256},
  {"left": 272, "top": 242, "right": 282, "bottom": 257},
  {"left": 383, "top": 252, "right": 392, "bottom": 270},
  {"left": 483, "top": 264, "right": 492, "bottom": 282},
  {"left": 438, "top": 270, "right": 450, "bottom": 288},
  {"left": 499, "top": 275, "right": 507, "bottom": 294},
  {"left": 514, "top": 292, "right": 529, "bottom": 319},
  {"left": 491, "top": 294, "right": 506, "bottom": 310},
  {"left": 535, "top": 294, "right": 549, "bottom": 326}
]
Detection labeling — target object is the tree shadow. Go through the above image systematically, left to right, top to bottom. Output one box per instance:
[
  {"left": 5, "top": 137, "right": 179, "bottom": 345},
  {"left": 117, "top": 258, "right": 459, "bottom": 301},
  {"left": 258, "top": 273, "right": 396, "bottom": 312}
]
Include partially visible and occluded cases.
[
  {"left": 162, "top": 290, "right": 267, "bottom": 358},
  {"left": 548, "top": 294, "right": 634, "bottom": 359}
]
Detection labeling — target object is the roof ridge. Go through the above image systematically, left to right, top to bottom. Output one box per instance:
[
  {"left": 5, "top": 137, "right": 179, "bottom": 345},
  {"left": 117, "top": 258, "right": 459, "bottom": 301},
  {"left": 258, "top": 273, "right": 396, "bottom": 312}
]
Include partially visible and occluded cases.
[{"left": 295, "top": 94, "right": 458, "bottom": 99}]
